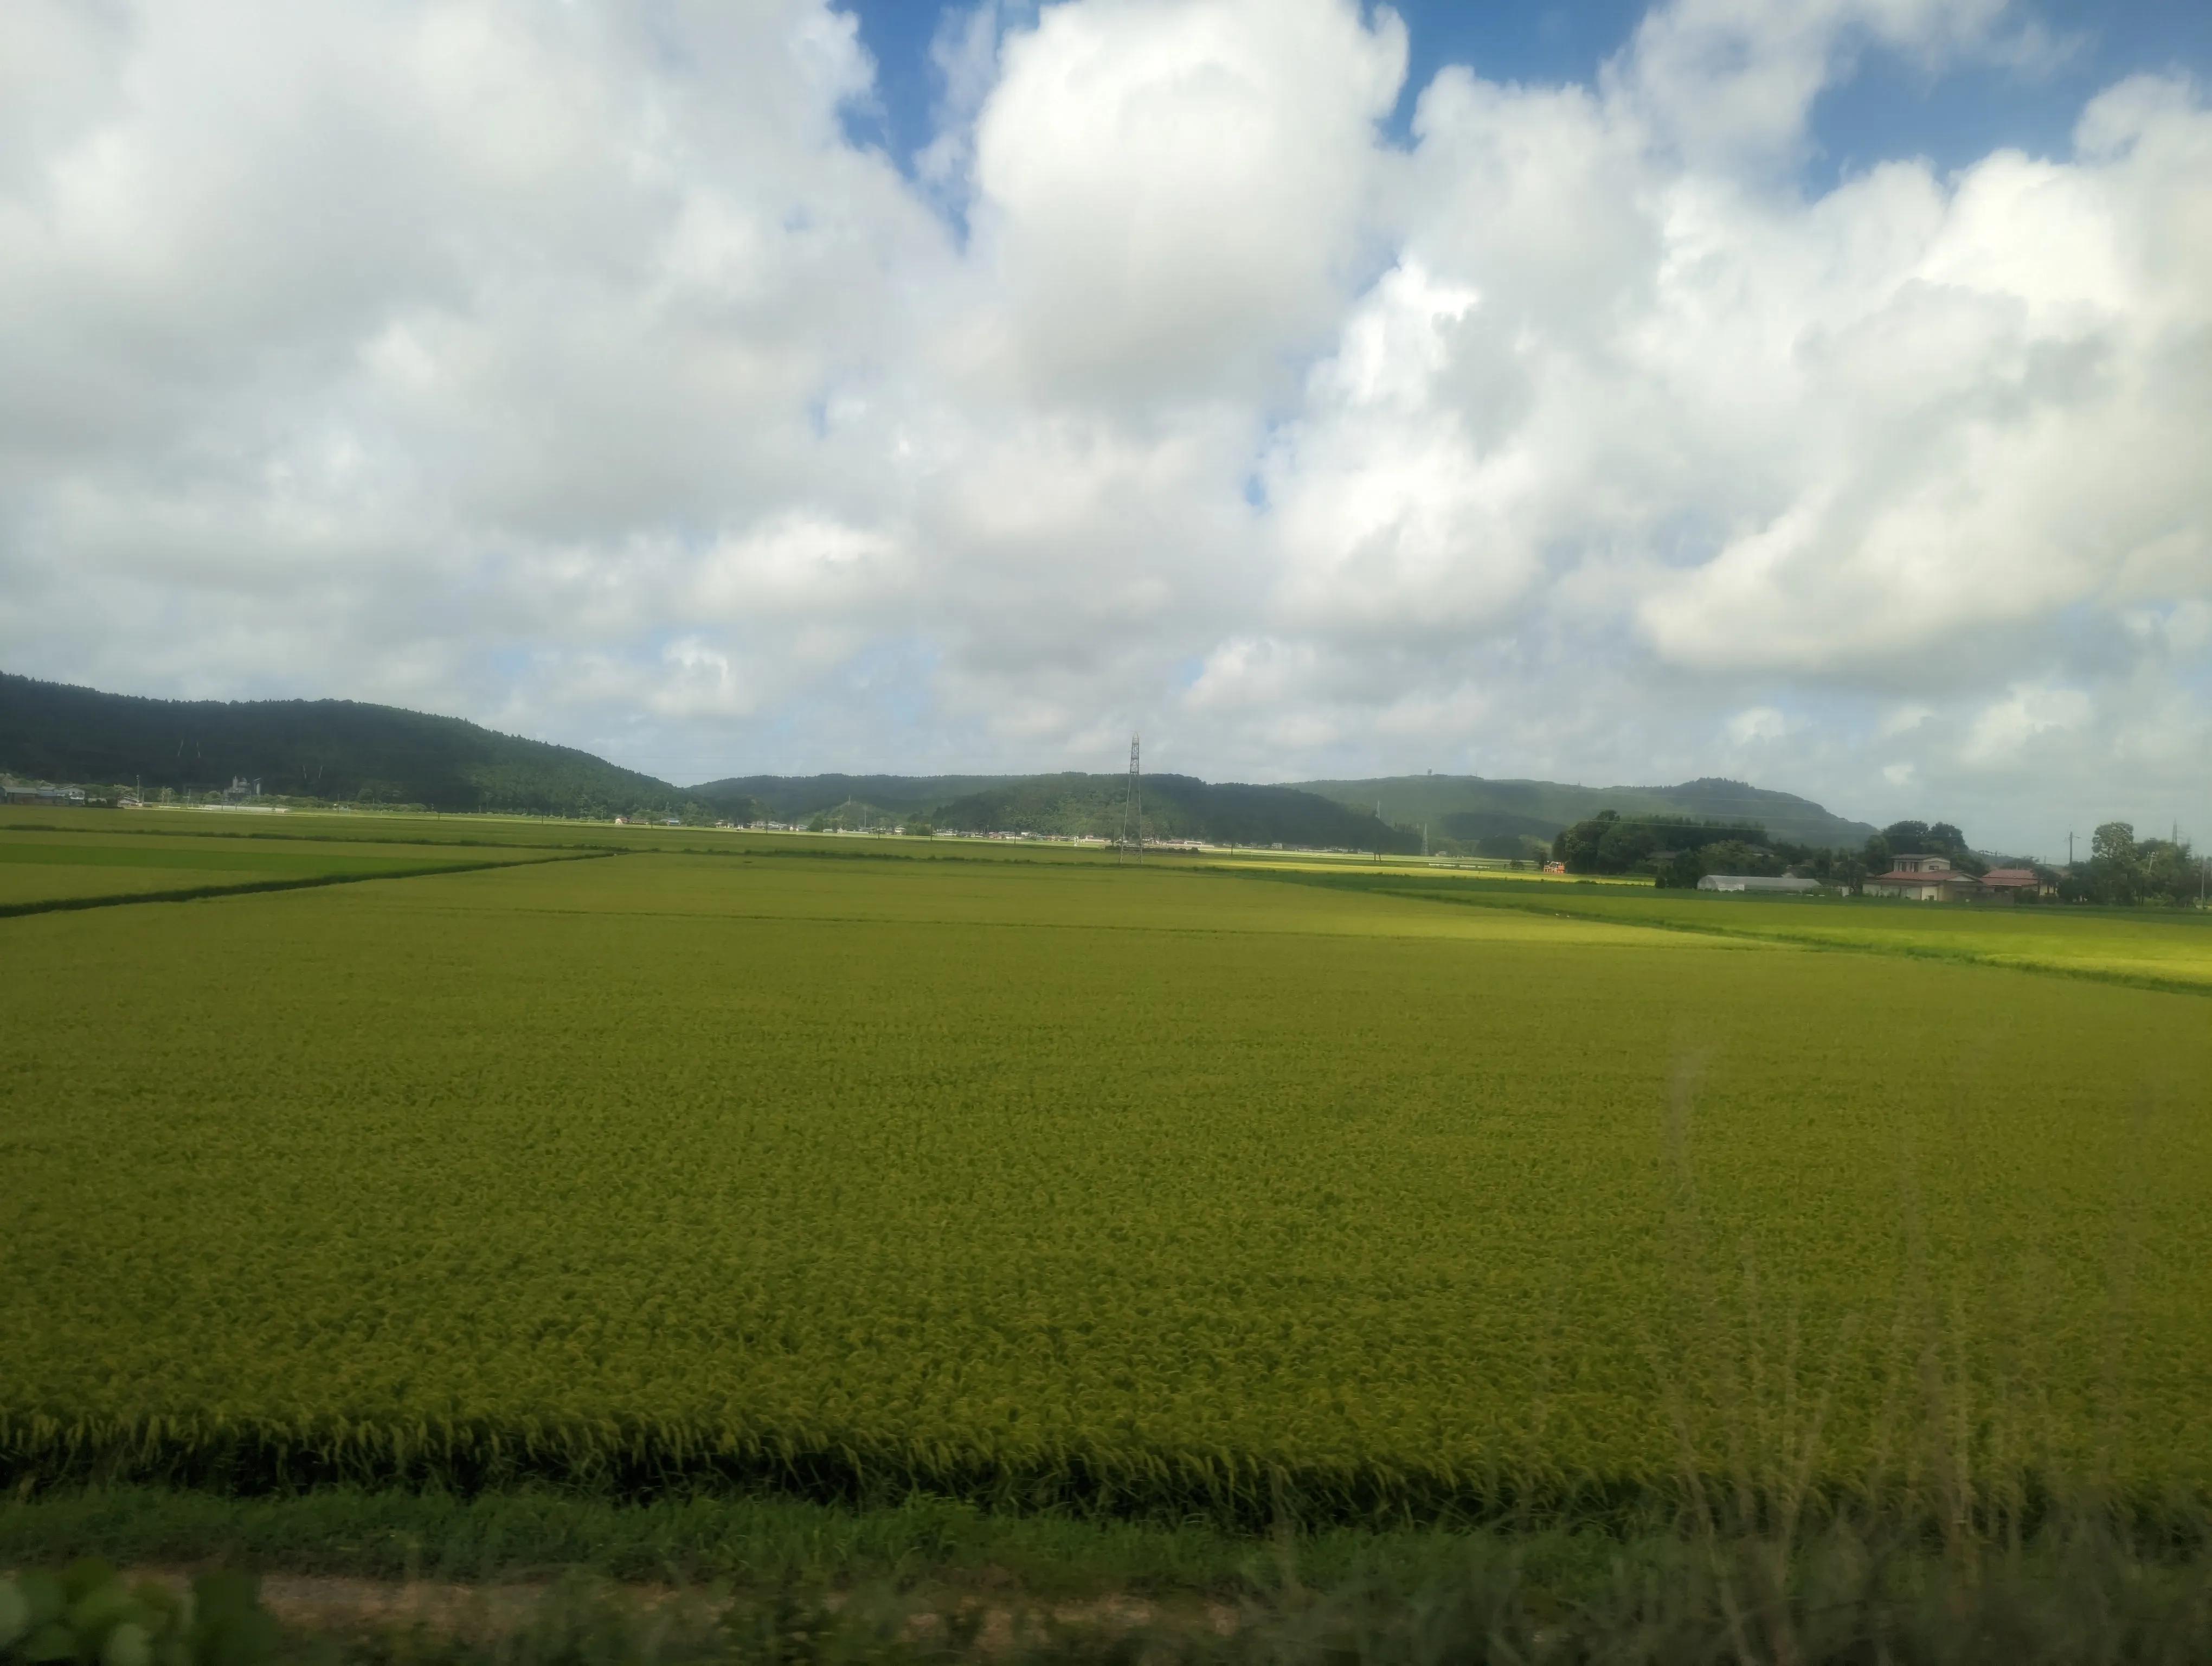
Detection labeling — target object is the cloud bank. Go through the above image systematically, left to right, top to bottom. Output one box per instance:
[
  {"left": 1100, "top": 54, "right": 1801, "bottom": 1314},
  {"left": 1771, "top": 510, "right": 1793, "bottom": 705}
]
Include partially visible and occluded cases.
[{"left": 1, "top": 0, "right": 2207, "bottom": 851}]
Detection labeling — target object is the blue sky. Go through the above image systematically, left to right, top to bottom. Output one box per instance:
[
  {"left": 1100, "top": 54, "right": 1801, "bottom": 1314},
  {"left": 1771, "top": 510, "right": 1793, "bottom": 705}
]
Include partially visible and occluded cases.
[{"left": 839, "top": 0, "right": 2212, "bottom": 188}]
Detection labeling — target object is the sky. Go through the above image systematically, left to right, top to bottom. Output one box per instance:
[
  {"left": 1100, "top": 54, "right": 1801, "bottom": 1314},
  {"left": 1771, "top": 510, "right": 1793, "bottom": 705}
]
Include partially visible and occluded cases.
[{"left": 1, "top": 1, "right": 2208, "bottom": 855}]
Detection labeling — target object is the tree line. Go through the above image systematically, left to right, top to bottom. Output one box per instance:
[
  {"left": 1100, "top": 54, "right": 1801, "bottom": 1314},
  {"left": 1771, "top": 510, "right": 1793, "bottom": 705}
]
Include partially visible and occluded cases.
[
  {"left": 1551, "top": 810, "right": 2203, "bottom": 905},
  {"left": 2060, "top": 822, "right": 2203, "bottom": 906}
]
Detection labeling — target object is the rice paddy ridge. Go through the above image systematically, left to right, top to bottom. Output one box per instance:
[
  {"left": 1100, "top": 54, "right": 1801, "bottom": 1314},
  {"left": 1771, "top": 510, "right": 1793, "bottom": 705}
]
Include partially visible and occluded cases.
[
  {"left": 0, "top": 826, "right": 616, "bottom": 916},
  {"left": 0, "top": 858, "right": 593, "bottom": 921}
]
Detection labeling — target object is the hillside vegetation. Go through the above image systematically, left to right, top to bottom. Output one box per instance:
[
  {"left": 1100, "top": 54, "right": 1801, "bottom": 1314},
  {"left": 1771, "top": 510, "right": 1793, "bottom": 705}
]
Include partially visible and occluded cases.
[
  {"left": 0, "top": 671, "right": 687, "bottom": 817},
  {"left": 7, "top": 672, "right": 1871, "bottom": 854},
  {"left": 690, "top": 772, "right": 1417, "bottom": 850},
  {"left": 926, "top": 772, "right": 1420, "bottom": 851},
  {"left": 686, "top": 773, "right": 1007, "bottom": 824},
  {"left": 1298, "top": 773, "right": 1875, "bottom": 853}
]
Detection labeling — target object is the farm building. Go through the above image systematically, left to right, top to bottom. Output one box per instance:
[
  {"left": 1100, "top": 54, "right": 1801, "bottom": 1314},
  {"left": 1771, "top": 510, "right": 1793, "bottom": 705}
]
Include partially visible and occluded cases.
[
  {"left": 1, "top": 780, "right": 84, "bottom": 806},
  {"left": 1863, "top": 854, "right": 1982, "bottom": 901},
  {"left": 1976, "top": 867, "right": 2046, "bottom": 902},
  {"left": 1696, "top": 875, "right": 1823, "bottom": 894}
]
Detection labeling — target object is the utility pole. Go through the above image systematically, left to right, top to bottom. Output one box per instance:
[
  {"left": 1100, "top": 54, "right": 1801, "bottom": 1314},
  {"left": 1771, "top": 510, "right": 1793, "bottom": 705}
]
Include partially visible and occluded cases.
[{"left": 2068, "top": 830, "right": 2075, "bottom": 867}]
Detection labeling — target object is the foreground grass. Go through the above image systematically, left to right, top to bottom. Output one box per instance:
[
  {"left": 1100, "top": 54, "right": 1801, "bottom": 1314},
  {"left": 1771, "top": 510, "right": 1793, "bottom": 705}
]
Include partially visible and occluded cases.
[
  {"left": 0, "top": 1486, "right": 1284, "bottom": 1592},
  {"left": 8, "top": 1488, "right": 2212, "bottom": 1664}
]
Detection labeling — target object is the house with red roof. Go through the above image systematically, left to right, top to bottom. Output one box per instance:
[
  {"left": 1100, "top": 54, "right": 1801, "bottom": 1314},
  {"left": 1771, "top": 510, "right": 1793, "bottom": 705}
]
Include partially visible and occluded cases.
[{"left": 1862, "top": 853, "right": 1983, "bottom": 901}]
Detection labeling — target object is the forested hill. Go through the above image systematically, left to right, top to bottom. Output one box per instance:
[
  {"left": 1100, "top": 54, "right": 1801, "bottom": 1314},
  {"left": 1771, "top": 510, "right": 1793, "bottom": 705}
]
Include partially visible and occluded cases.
[
  {"left": 5, "top": 670, "right": 1868, "bottom": 848},
  {"left": 0, "top": 671, "right": 686, "bottom": 817},
  {"left": 0, "top": 676, "right": 1408, "bottom": 844},
  {"left": 689, "top": 771, "right": 1417, "bottom": 851},
  {"left": 691, "top": 771, "right": 1864, "bottom": 851},
  {"left": 686, "top": 773, "right": 1009, "bottom": 822},
  {"left": 927, "top": 773, "right": 1420, "bottom": 851},
  {"left": 1296, "top": 774, "right": 1876, "bottom": 851}
]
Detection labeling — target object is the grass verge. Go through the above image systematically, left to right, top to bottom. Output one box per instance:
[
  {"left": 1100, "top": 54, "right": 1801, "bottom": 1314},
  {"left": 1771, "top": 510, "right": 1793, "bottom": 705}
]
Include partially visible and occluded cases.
[
  {"left": 0, "top": 1486, "right": 1277, "bottom": 1593},
  {"left": 8, "top": 1486, "right": 2212, "bottom": 1662}
]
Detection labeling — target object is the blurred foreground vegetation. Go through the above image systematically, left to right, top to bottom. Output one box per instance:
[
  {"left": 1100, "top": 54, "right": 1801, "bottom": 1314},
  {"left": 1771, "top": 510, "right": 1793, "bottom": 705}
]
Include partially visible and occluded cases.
[{"left": 8, "top": 1488, "right": 2212, "bottom": 1665}]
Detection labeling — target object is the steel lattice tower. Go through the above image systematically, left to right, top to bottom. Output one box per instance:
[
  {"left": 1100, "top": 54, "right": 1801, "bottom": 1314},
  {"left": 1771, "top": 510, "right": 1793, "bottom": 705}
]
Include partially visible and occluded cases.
[{"left": 1120, "top": 733, "right": 1142, "bottom": 863}]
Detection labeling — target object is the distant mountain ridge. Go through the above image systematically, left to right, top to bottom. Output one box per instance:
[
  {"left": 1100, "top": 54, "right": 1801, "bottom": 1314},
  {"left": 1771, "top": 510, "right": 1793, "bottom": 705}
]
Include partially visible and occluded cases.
[
  {"left": 4, "top": 671, "right": 1874, "bottom": 848},
  {"left": 1294, "top": 774, "right": 1876, "bottom": 850}
]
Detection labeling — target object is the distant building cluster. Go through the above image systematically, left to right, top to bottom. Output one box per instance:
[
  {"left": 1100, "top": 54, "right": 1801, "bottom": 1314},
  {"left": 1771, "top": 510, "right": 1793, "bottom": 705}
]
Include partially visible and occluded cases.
[
  {"left": 1, "top": 774, "right": 298, "bottom": 813},
  {"left": 1, "top": 779, "right": 85, "bottom": 806},
  {"left": 1687, "top": 853, "right": 2052, "bottom": 902},
  {"left": 1858, "top": 854, "right": 2045, "bottom": 902}
]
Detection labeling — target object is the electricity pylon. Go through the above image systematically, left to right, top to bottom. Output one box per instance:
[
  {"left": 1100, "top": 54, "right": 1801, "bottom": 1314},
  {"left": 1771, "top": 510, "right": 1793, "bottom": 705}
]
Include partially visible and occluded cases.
[{"left": 1120, "top": 733, "right": 1142, "bottom": 863}]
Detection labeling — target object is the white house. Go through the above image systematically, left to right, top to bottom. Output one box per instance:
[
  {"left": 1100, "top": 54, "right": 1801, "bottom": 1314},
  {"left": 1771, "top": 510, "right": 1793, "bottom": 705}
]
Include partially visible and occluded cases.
[{"left": 1697, "top": 875, "right": 1823, "bottom": 894}]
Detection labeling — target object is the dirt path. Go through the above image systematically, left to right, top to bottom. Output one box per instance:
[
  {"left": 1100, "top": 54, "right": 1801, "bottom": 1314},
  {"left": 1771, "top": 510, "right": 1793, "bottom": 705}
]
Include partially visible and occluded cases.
[{"left": 118, "top": 1567, "right": 1240, "bottom": 1654}]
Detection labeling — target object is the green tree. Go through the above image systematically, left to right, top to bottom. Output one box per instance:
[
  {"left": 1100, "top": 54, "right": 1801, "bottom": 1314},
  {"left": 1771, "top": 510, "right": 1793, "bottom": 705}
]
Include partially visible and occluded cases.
[
  {"left": 1552, "top": 811, "right": 1618, "bottom": 873},
  {"left": 1593, "top": 817, "right": 1667, "bottom": 872},
  {"left": 1876, "top": 819, "right": 1982, "bottom": 872},
  {"left": 2091, "top": 821, "right": 2137, "bottom": 864},
  {"left": 2057, "top": 822, "right": 2200, "bottom": 906},
  {"left": 2073, "top": 822, "right": 2144, "bottom": 905},
  {"left": 2140, "top": 838, "right": 2195, "bottom": 905},
  {"left": 1707, "top": 840, "right": 1785, "bottom": 879}
]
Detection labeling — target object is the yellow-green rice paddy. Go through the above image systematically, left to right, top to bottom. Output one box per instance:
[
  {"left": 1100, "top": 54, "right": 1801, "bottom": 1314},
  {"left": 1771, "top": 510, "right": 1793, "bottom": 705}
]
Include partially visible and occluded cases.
[{"left": 3, "top": 816, "right": 2208, "bottom": 1521}]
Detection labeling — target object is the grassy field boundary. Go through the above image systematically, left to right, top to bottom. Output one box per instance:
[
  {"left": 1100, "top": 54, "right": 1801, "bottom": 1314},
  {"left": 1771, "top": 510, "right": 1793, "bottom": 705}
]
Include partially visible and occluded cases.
[
  {"left": 0, "top": 817, "right": 631, "bottom": 852},
  {"left": 0, "top": 818, "right": 1129, "bottom": 863},
  {"left": 0, "top": 850, "right": 619, "bottom": 921},
  {"left": 1212, "top": 866, "right": 2212, "bottom": 997},
  {"left": 8, "top": 1411, "right": 2198, "bottom": 1542},
  {"left": 0, "top": 1418, "right": 1631, "bottom": 1534},
  {"left": 0, "top": 1483, "right": 1302, "bottom": 1590},
  {"left": 14, "top": 1488, "right": 2212, "bottom": 1666}
]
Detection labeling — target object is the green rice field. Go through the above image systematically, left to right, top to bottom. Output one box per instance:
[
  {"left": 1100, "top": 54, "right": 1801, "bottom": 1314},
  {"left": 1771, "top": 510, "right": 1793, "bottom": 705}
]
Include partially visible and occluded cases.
[
  {"left": 3, "top": 814, "right": 2210, "bottom": 1525},
  {"left": 0, "top": 818, "right": 570, "bottom": 910},
  {"left": 1309, "top": 870, "right": 2212, "bottom": 992}
]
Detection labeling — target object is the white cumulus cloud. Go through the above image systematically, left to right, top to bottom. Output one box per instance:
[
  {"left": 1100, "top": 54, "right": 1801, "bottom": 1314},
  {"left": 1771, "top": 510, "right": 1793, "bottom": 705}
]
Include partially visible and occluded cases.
[{"left": 0, "top": 0, "right": 2207, "bottom": 853}]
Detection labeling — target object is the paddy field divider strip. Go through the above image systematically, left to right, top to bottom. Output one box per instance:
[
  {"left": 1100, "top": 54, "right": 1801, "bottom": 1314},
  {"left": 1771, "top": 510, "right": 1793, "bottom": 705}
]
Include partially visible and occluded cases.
[
  {"left": 0, "top": 818, "right": 636, "bottom": 850},
  {"left": 0, "top": 848, "right": 622, "bottom": 922},
  {"left": 1207, "top": 865, "right": 2212, "bottom": 998}
]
